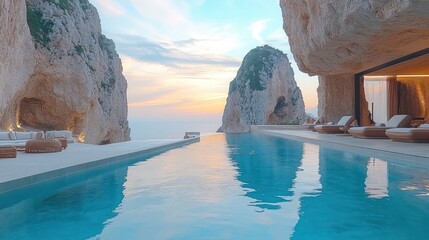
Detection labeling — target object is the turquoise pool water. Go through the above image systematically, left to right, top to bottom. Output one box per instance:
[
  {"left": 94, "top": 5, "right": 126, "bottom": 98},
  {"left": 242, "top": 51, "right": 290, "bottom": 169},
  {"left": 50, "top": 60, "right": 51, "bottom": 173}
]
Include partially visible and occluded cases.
[{"left": 1, "top": 133, "right": 429, "bottom": 239}]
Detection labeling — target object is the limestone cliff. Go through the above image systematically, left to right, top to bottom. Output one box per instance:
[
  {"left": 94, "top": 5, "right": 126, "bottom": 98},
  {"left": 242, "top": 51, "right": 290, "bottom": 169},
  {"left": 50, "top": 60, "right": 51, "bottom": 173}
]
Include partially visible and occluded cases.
[
  {"left": 0, "top": 0, "right": 130, "bottom": 144},
  {"left": 0, "top": 0, "right": 35, "bottom": 130},
  {"left": 280, "top": 0, "right": 429, "bottom": 122},
  {"left": 280, "top": 0, "right": 429, "bottom": 76},
  {"left": 220, "top": 45, "right": 305, "bottom": 133}
]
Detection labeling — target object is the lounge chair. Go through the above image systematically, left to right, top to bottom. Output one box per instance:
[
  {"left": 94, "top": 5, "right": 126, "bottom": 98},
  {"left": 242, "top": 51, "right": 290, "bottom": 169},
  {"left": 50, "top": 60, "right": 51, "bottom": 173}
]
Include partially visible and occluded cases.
[
  {"left": 348, "top": 115, "right": 412, "bottom": 139},
  {"left": 314, "top": 116, "right": 355, "bottom": 134},
  {"left": 302, "top": 117, "right": 324, "bottom": 131},
  {"left": 385, "top": 124, "right": 429, "bottom": 143}
]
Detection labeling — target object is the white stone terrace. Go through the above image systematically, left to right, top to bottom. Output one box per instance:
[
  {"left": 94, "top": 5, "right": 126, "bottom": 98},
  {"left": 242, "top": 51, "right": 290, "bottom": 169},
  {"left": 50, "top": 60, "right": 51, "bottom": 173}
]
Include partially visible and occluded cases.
[
  {"left": 251, "top": 125, "right": 429, "bottom": 163},
  {"left": 0, "top": 138, "right": 199, "bottom": 194}
]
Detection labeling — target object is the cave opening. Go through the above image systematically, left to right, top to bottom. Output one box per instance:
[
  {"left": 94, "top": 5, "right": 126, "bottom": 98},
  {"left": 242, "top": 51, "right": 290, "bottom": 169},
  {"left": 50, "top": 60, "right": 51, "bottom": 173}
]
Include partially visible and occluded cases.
[
  {"left": 355, "top": 48, "right": 429, "bottom": 126},
  {"left": 17, "top": 97, "right": 83, "bottom": 134},
  {"left": 19, "top": 97, "right": 48, "bottom": 130}
]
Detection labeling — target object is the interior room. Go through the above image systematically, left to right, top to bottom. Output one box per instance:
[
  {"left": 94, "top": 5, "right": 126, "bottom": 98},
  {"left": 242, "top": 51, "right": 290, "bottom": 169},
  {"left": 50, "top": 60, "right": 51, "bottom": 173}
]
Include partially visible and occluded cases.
[{"left": 361, "top": 51, "right": 429, "bottom": 126}]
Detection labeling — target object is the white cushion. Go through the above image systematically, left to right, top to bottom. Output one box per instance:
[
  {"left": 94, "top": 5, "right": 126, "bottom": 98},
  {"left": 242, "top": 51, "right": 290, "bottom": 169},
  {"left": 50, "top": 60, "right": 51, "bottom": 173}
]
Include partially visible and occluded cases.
[
  {"left": 386, "top": 115, "right": 410, "bottom": 128},
  {"left": 337, "top": 116, "right": 354, "bottom": 126},
  {"left": 419, "top": 124, "right": 429, "bottom": 128},
  {"left": 52, "top": 130, "right": 72, "bottom": 139},
  {"left": 9, "top": 131, "right": 16, "bottom": 140},
  {"left": 31, "top": 131, "right": 45, "bottom": 139},
  {"left": 45, "top": 131, "right": 53, "bottom": 139},
  {"left": 53, "top": 131, "right": 66, "bottom": 138},
  {"left": 64, "top": 131, "right": 72, "bottom": 138},
  {"left": 0, "top": 132, "right": 10, "bottom": 140},
  {"left": 15, "top": 132, "right": 33, "bottom": 140}
]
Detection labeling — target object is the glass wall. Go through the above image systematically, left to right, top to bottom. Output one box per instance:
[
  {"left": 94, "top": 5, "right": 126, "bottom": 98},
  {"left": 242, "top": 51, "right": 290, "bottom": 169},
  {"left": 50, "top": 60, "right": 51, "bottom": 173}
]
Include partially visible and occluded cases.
[{"left": 363, "top": 75, "right": 429, "bottom": 124}]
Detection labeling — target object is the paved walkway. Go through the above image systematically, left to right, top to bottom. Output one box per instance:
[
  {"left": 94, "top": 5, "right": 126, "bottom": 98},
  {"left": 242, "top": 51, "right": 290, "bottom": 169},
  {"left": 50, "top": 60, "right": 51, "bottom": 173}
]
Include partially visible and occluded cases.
[
  {"left": 255, "top": 129, "right": 429, "bottom": 162},
  {"left": 0, "top": 138, "right": 198, "bottom": 193}
]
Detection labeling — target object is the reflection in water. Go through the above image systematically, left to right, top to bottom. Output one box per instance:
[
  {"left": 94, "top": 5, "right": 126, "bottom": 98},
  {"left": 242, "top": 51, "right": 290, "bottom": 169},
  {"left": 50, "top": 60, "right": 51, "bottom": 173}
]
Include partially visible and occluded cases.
[
  {"left": 226, "top": 133, "right": 304, "bottom": 210},
  {"left": 1, "top": 134, "right": 429, "bottom": 239},
  {"left": 286, "top": 143, "right": 322, "bottom": 237},
  {"left": 291, "top": 147, "right": 429, "bottom": 239},
  {"left": 365, "top": 158, "right": 389, "bottom": 199},
  {"left": 0, "top": 166, "right": 127, "bottom": 240}
]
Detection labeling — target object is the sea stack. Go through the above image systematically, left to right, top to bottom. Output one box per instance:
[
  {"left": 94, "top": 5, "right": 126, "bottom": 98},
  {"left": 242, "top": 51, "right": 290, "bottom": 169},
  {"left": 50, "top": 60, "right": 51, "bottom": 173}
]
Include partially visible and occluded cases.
[
  {"left": 0, "top": 0, "right": 130, "bottom": 144},
  {"left": 220, "top": 45, "right": 305, "bottom": 133}
]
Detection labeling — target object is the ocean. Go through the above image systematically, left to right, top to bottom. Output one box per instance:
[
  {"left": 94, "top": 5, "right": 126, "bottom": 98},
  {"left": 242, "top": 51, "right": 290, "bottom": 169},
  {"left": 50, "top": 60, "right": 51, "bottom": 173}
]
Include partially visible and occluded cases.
[{"left": 128, "top": 120, "right": 220, "bottom": 140}]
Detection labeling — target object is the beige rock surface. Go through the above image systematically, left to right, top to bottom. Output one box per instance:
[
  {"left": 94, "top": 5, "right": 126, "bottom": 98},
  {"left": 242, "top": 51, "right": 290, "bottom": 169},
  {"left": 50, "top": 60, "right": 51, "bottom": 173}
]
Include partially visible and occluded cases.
[
  {"left": 0, "top": 0, "right": 130, "bottom": 144},
  {"left": 0, "top": 0, "right": 35, "bottom": 130},
  {"left": 280, "top": 0, "right": 429, "bottom": 122},
  {"left": 280, "top": 0, "right": 429, "bottom": 76},
  {"left": 221, "top": 46, "right": 305, "bottom": 133},
  {"left": 317, "top": 75, "right": 354, "bottom": 122}
]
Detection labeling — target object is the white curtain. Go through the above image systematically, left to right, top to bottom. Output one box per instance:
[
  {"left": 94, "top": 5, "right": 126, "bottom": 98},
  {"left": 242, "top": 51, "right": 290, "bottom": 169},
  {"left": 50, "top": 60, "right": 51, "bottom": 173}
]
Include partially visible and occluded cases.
[{"left": 364, "top": 77, "right": 388, "bottom": 124}]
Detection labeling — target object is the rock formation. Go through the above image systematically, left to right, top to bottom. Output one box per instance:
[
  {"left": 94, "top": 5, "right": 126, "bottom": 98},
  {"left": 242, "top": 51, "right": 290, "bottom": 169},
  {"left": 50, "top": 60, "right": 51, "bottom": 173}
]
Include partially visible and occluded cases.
[
  {"left": 0, "top": 0, "right": 130, "bottom": 144},
  {"left": 0, "top": 0, "right": 35, "bottom": 130},
  {"left": 280, "top": 0, "right": 429, "bottom": 122},
  {"left": 220, "top": 45, "right": 305, "bottom": 133}
]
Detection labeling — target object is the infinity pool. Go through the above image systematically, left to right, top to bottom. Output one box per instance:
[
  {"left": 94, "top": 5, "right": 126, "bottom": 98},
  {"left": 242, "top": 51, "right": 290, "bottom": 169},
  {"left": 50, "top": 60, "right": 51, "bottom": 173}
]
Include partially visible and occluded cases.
[{"left": 0, "top": 133, "right": 428, "bottom": 239}]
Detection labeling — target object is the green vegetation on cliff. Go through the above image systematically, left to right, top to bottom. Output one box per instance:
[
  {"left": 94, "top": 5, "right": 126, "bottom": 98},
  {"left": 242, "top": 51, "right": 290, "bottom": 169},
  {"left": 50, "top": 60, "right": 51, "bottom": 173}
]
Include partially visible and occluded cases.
[
  {"left": 47, "top": 0, "right": 71, "bottom": 12},
  {"left": 79, "top": 0, "right": 90, "bottom": 10},
  {"left": 26, "top": 5, "right": 54, "bottom": 48},
  {"left": 98, "top": 34, "right": 109, "bottom": 51},
  {"left": 75, "top": 44, "right": 84, "bottom": 55},
  {"left": 229, "top": 45, "right": 284, "bottom": 93}
]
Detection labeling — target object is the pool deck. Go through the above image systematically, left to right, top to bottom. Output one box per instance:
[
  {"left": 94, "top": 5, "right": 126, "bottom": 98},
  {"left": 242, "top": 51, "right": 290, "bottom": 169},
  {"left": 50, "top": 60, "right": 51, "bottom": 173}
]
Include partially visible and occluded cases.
[
  {"left": 251, "top": 125, "right": 429, "bottom": 162},
  {"left": 2, "top": 126, "right": 428, "bottom": 194},
  {"left": 0, "top": 137, "right": 199, "bottom": 194}
]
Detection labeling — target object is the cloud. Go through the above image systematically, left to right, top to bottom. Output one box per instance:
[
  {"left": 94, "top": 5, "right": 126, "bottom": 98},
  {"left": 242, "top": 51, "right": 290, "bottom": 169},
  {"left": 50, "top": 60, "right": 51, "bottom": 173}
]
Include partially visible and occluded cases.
[
  {"left": 90, "top": 0, "right": 319, "bottom": 123},
  {"left": 91, "top": 0, "right": 126, "bottom": 16},
  {"left": 128, "top": 0, "right": 195, "bottom": 39},
  {"left": 249, "top": 19, "right": 271, "bottom": 43},
  {"left": 266, "top": 29, "right": 289, "bottom": 47},
  {"left": 114, "top": 35, "right": 241, "bottom": 68},
  {"left": 122, "top": 56, "right": 238, "bottom": 121}
]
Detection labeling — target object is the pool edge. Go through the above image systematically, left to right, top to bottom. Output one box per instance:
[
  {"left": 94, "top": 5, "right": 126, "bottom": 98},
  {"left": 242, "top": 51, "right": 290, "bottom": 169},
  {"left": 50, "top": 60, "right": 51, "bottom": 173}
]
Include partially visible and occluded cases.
[
  {"left": 256, "top": 130, "right": 429, "bottom": 163},
  {"left": 0, "top": 137, "right": 199, "bottom": 194}
]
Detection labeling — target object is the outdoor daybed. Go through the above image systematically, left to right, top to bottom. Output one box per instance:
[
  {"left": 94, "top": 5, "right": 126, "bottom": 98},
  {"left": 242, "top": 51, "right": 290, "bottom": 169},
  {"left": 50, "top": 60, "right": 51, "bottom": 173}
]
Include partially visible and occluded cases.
[
  {"left": 348, "top": 115, "right": 412, "bottom": 139},
  {"left": 314, "top": 116, "right": 355, "bottom": 134},
  {"left": 385, "top": 124, "right": 429, "bottom": 143},
  {"left": 0, "top": 130, "right": 74, "bottom": 149},
  {"left": 45, "top": 130, "right": 75, "bottom": 143},
  {"left": 0, "top": 131, "right": 42, "bottom": 148}
]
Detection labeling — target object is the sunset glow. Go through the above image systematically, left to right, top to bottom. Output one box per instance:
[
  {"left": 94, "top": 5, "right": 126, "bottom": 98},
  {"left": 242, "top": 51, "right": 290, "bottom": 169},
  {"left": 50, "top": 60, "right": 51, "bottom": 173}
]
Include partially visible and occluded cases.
[{"left": 90, "top": 0, "right": 319, "bottom": 135}]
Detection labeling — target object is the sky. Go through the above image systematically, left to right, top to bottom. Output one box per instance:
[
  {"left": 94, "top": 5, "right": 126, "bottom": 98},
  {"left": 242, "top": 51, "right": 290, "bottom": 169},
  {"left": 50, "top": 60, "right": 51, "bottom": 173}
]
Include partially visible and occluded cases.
[{"left": 89, "top": 0, "right": 318, "bottom": 136}]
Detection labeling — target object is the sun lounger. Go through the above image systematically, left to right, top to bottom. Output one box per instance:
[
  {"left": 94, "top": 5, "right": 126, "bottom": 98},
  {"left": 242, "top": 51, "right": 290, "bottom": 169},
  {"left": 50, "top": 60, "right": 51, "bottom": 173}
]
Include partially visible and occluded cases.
[
  {"left": 348, "top": 115, "right": 412, "bottom": 139},
  {"left": 314, "top": 116, "right": 355, "bottom": 134},
  {"left": 302, "top": 117, "right": 324, "bottom": 131},
  {"left": 385, "top": 124, "right": 429, "bottom": 143}
]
